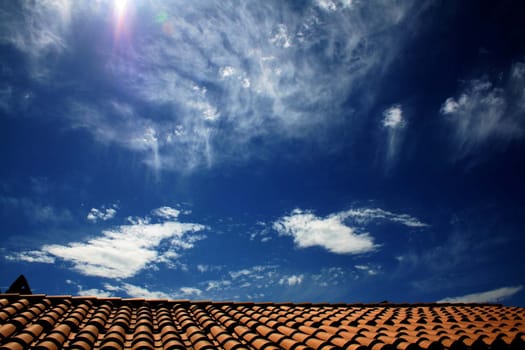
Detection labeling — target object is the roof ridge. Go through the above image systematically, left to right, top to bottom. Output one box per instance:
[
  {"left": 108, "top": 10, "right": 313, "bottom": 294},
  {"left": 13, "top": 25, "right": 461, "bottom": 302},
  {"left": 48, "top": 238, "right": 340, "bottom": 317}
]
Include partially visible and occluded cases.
[{"left": 0, "top": 293, "right": 506, "bottom": 307}]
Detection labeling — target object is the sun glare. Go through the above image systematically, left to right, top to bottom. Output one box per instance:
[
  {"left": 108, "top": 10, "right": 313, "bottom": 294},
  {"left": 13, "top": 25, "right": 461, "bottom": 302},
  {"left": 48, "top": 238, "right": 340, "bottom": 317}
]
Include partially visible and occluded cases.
[
  {"left": 113, "top": 0, "right": 128, "bottom": 38},
  {"left": 114, "top": 0, "right": 127, "bottom": 17}
]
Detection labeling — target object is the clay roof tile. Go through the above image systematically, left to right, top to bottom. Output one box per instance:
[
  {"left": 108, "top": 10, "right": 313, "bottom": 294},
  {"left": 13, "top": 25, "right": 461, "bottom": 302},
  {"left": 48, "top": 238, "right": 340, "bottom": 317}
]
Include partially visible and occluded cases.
[{"left": 0, "top": 294, "right": 523, "bottom": 350}]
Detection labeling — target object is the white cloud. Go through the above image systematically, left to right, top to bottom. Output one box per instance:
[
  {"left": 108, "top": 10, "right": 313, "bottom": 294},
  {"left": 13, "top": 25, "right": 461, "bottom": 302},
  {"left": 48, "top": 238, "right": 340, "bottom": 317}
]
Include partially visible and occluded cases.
[
  {"left": 0, "top": 0, "right": 71, "bottom": 80},
  {"left": 315, "top": 0, "right": 354, "bottom": 11},
  {"left": 1, "top": 1, "right": 420, "bottom": 172},
  {"left": 270, "top": 24, "right": 292, "bottom": 48},
  {"left": 440, "top": 62, "right": 525, "bottom": 156},
  {"left": 219, "top": 66, "right": 235, "bottom": 78},
  {"left": 441, "top": 98, "right": 460, "bottom": 114},
  {"left": 381, "top": 104, "right": 406, "bottom": 168},
  {"left": 382, "top": 105, "right": 404, "bottom": 128},
  {"left": 87, "top": 206, "right": 117, "bottom": 222},
  {"left": 151, "top": 206, "right": 180, "bottom": 220},
  {"left": 273, "top": 207, "right": 427, "bottom": 254},
  {"left": 13, "top": 208, "right": 206, "bottom": 278},
  {"left": 273, "top": 209, "right": 377, "bottom": 254},
  {"left": 250, "top": 221, "right": 273, "bottom": 242},
  {"left": 5, "top": 250, "right": 55, "bottom": 264},
  {"left": 156, "top": 250, "right": 181, "bottom": 269},
  {"left": 192, "top": 264, "right": 308, "bottom": 299},
  {"left": 196, "top": 264, "right": 223, "bottom": 273},
  {"left": 197, "top": 264, "right": 208, "bottom": 273},
  {"left": 355, "top": 264, "right": 379, "bottom": 276},
  {"left": 177, "top": 265, "right": 356, "bottom": 300},
  {"left": 229, "top": 265, "right": 272, "bottom": 279},
  {"left": 279, "top": 274, "right": 304, "bottom": 286},
  {"left": 66, "top": 279, "right": 114, "bottom": 298},
  {"left": 205, "top": 280, "right": 232, "bottom": 291},
  {"left": 104, "top": 282, "right": 202, "bottom": 299},
  {"left": 109, "top": 283, "right": 172, "bottom": 299},
  {"left": 438, "top": 285, "right": 523, "bottom": 303},
  {"left": 180, "top": 287, "right": 203, "bottom": 297},
  {"left": 77, "top": 288, "right": 113, "bottom": 298}
]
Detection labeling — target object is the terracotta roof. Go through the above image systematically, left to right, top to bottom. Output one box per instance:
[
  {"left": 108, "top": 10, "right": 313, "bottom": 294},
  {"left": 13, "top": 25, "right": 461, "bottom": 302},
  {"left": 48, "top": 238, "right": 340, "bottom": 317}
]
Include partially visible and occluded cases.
[{"left": 0, "top": 294, "right": 524, "bottom": 350}]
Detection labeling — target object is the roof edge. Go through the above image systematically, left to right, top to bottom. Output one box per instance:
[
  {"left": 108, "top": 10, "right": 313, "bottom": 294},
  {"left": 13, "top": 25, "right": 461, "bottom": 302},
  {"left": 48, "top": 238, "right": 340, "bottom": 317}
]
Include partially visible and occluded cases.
[{"left": 0, "top": 293, "right": 506, "bottom": 307}]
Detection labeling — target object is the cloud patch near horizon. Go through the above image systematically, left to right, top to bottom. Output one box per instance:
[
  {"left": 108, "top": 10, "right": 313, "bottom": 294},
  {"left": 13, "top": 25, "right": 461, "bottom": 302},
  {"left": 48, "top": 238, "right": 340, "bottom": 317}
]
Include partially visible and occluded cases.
[
  {"left": 273, "top": 207, "right": 427, "bottom": 254},
  {"left": 438, "top": 285, "right": 523, "bottom": 303}
]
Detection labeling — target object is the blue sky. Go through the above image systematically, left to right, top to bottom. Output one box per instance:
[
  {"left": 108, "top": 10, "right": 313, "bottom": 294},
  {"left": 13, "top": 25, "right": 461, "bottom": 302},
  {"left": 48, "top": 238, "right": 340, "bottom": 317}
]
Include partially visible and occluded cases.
[{"left": 1, "top": 0, "right": 524, "bottom": 305}]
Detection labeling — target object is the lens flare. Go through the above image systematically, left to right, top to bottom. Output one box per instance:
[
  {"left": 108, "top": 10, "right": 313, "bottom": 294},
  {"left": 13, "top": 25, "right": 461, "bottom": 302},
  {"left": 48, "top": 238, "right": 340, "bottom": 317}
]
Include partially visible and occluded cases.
[
  {"left": 113, "top": 0, "right": 128, "bottom": 39},
  {"left": 115, "top": 0, "right": 127, "bottom": 18}
]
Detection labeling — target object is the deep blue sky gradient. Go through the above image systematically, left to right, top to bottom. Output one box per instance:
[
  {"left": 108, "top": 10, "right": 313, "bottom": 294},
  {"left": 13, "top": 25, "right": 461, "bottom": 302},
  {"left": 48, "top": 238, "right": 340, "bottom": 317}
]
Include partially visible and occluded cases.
[{"left": 1, "top": 0, "right": 524, "bottom": 305}]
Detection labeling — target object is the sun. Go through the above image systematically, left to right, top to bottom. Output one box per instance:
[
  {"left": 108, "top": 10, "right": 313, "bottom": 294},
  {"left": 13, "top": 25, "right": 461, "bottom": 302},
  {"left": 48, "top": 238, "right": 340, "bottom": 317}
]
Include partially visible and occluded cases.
[
  {"left": 113, "top": 0, "right": 128, "bottom": 39},
  {"left": 114, "top": 0, "right": 128, "bottom": 18}
]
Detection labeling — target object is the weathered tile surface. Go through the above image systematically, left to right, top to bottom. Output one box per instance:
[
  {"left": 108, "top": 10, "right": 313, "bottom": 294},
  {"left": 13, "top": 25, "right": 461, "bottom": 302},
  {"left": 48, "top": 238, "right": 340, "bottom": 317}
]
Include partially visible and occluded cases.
[{"left": 0, "top": 294, "right": 524, "bottom": 349}]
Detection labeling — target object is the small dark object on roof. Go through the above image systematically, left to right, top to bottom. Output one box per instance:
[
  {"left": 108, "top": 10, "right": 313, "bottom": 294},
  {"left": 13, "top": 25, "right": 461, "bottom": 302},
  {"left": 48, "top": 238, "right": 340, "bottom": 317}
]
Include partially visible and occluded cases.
[{"left": 6, "top": 274, "right": 31, "bottom": 294}]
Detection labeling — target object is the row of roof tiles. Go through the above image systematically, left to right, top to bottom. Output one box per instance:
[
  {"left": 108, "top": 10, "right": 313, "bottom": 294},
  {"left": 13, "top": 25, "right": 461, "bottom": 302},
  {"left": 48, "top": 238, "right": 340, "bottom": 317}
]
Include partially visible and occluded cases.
[{"left": 0, "top": 293, "right": 524, "bottom": 350}]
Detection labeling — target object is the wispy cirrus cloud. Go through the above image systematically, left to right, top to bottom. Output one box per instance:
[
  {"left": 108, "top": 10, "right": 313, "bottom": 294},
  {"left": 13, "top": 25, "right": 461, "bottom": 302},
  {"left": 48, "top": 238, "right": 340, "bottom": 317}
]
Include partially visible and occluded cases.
[
  {"left": 0, "top": 0, "right": 71, "bottom": 80},
  {"left": 1, "top": 0, "right": 422, "bottom": 171},
  {"left": 315, "top": 0, "right": 355, "bottom": 12},
  {"left": 440, "top": 62, "right": 525, "bottom": 157},
  {"left": 0, "top": 195, "right": 73, "bottom": 224},
  {"left": 8, "top": 206, "right": 206, "bottom": 279},
  {"left": 273, "top": 207, "right": 426, "bottom": 254},
  {"left": 345, "top": 208, "right": 428, "bottom": 227},
  {"left": 67, "top": 264, "right": 361, "bottom": 301},
  {"left": 194, "top": 265, "right": 354, "bottom": 300},
  {"left": 229, "top": 265, "right": 277, "bottom": 280},
  {"left": 438, "top": 285, "right": 523, "bottom": 303}
]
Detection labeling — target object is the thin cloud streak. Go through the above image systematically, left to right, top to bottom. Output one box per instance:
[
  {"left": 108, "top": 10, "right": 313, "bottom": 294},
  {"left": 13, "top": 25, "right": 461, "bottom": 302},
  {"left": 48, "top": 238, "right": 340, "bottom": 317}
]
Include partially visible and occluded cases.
[
  {"left": 344, "top": 208, "right": 428, "bottom": 227},
  {"left": 438, "top": 285, "right": 523, "bottom": 303}
]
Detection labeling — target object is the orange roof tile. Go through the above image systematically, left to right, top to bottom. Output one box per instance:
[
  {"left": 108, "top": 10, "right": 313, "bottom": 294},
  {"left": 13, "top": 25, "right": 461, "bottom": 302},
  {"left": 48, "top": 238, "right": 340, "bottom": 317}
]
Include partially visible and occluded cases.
[{"left": 0, "top": 293, "right": 524, "bottom": 350}]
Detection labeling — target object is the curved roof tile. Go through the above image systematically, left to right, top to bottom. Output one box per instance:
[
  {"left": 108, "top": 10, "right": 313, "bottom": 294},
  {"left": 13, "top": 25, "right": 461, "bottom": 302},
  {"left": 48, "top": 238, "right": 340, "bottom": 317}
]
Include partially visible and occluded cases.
[{"left": 0, "top": 294, "right": 524, "bottom": 349}]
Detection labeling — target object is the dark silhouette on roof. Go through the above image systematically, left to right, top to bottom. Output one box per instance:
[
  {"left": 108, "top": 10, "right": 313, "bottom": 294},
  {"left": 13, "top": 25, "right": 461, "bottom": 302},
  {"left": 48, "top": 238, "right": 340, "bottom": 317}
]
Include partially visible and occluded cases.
[{"left": 5, "top": 275, "right": 31, "bottom": 295}]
